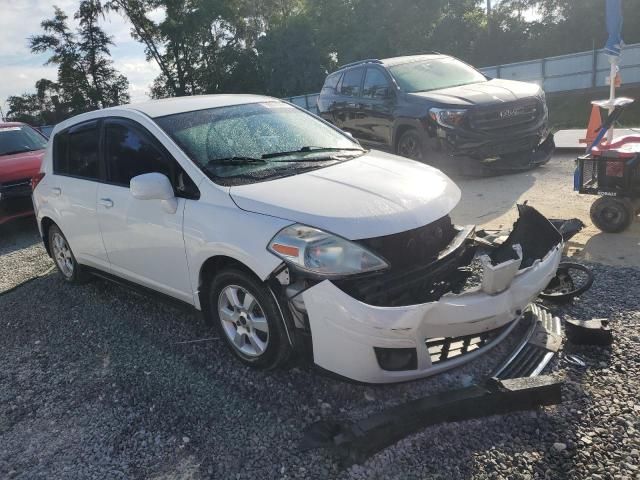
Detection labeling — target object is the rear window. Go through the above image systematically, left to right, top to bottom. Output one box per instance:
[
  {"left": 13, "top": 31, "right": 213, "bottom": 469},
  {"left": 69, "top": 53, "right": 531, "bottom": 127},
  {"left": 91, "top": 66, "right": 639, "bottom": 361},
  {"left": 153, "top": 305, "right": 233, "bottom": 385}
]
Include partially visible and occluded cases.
[
  {"left": 339, "top": 68, "right": 364, "bottom": 97},
  {"left": 53, "top": 122, "right": 100, "bottom": 180}
]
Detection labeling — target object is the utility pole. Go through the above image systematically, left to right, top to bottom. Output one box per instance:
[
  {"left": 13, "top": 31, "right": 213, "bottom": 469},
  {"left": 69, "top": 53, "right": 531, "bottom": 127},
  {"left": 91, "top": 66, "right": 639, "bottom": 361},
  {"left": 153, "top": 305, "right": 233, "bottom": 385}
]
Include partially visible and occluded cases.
[
  {"left": 487, "top": 0, "right": 492, "bottom": 37},
  {"left": 0, "top": 104, "right": 5, "bottom": 122}
]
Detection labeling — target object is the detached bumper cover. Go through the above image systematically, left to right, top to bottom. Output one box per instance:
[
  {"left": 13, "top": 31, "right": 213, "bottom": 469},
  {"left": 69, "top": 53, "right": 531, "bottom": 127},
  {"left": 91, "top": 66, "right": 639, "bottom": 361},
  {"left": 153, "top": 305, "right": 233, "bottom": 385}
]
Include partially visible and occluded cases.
[{"left": 301, "top": 206, "right": 563, "bottom": 383}]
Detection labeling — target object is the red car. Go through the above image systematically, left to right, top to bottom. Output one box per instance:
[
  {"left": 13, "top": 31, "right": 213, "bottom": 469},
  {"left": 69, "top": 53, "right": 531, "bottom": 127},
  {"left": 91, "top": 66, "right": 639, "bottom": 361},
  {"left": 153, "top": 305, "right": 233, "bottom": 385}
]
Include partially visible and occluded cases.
[{"left": 0, "top": 122, "right": 48, "bottom": 225}]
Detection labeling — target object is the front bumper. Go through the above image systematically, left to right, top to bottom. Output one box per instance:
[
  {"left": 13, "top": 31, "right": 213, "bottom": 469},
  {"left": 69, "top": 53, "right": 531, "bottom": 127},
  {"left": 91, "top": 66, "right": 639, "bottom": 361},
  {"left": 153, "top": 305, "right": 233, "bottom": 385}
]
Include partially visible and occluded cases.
[
  {"left": 429, "top": 121, "right": 555, "bottom": 171},
  {"left": 0, "top": 180, "right": 34, "bottom": 225},
  {"left": 298, "top": 207, "right": 563, "bottom": 383}
]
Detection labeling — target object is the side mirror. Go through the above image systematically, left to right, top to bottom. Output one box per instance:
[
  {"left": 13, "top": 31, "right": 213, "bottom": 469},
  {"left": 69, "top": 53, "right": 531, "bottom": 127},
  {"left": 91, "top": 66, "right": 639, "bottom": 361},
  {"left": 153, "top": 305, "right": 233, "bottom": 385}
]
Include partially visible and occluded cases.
[{"left": 130, "top": 172, "right": 178, "bottom": 214}]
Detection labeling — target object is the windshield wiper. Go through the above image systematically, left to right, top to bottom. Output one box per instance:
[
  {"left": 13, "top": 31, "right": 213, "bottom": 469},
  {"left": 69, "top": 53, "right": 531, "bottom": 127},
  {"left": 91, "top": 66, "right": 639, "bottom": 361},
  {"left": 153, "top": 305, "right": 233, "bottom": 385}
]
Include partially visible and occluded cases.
[
  {"left": 261, "top": 146, "right": 364, "bottom": 160},
  {"left": 207, "top": 156, "right": 267, "bottom": 166}
]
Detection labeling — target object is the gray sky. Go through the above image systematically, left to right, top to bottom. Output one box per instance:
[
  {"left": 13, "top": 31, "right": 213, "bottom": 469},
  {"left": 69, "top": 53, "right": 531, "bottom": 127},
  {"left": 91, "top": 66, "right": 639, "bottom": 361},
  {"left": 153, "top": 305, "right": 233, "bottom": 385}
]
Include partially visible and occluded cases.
[{"left": 0, "top": 0, "right": 161, "bottom": 117}]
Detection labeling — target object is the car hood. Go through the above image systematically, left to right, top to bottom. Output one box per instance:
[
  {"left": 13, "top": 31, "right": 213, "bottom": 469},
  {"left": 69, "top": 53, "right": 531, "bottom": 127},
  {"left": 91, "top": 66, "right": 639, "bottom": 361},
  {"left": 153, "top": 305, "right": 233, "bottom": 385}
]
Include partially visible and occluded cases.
[
  {"left": 407, "top": 78, "right": 541, "bottom": 107},
  {"left": 0, "top": 149, "right": 45, "bottom": 183},
  {"left": 229, "top": 150, "right": 461, "bottom": 240}
]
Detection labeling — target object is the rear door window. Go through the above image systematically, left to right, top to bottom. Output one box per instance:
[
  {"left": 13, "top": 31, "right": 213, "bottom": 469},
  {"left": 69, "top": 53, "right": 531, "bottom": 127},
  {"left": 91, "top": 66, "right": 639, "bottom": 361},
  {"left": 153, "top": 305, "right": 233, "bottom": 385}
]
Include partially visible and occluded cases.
[
  {"left": 339, "top": 68, "right": 364, "bottom": 97},
  {"left": 53, "top": 121, "right": 100, "bottom": 180}
]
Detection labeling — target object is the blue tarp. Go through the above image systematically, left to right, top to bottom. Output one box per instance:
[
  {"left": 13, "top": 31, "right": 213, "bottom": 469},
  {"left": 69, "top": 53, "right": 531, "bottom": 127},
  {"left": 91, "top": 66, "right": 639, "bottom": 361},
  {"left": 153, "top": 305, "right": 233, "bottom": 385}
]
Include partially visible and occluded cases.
[{"left": 604, "top": 0, "right": 623, "bottom": 57}]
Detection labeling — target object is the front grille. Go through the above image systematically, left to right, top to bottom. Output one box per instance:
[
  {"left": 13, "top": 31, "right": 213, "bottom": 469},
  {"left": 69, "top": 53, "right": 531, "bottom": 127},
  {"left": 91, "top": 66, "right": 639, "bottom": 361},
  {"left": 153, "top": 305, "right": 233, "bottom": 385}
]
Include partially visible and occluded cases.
[
  {"left": 471, "top": 99, "right": 542, "bottom": 131},
  {"left": 0, "top": 178, "right": 32, "bottom": 199},
  {"left": 356, "top": 216, "right": 457, "bottom": 270},
  {"left": 333, "top": 230, "right": 477, "bottom": 307},
  {"left": 426, "top": 323, "right": 511, "bottom": 365}
]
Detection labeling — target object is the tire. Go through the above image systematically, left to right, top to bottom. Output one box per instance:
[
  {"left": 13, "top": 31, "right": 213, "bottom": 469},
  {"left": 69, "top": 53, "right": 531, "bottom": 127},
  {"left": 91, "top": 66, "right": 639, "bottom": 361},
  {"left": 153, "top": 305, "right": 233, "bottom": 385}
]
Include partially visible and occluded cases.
[
  {"left": 396, "top": 129, "right": 427, "bottom": 163},
  {"left": 589, "top": 196, "right": 634, "bottom": 233},
  {"left": 48, "top": 224, "right": 90, "bottom": 284},
  {"left": 539, "top": 262, "right": 594, "bottom": 302},
  {"left": 208, "top": 269, "right": 292, "bottom": 369}
]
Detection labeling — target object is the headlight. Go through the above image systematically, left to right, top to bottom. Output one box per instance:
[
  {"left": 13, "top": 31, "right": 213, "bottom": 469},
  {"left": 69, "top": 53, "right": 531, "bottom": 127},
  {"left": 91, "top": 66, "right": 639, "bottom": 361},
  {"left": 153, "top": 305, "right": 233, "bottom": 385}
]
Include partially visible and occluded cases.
[
  {"left": 429, "top": 108, "right": 467, "bottom": 128},
  {"left": 268, "top": 224, "right": 388, "bottom": 276}
]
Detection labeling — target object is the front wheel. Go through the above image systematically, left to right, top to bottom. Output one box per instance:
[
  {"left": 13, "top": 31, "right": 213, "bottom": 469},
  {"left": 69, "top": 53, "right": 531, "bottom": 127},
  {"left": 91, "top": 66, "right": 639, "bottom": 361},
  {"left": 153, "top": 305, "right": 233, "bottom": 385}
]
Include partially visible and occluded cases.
[
  {"left": 396, "top": 129, "right": 427, "bottom": 162},
  {"left": 589, "top": 196, "right": 634, "bottom": 233},
  {"left": 208, "top": 269, "right": 292, "bottom": 369}
]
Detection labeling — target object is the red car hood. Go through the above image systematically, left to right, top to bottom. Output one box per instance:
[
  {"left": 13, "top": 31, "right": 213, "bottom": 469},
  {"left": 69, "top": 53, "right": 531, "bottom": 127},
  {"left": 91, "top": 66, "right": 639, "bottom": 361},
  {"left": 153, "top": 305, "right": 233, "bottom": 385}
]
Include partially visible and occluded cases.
[{"left": 0, "top": 149, "right": 45, "bottom": 183}]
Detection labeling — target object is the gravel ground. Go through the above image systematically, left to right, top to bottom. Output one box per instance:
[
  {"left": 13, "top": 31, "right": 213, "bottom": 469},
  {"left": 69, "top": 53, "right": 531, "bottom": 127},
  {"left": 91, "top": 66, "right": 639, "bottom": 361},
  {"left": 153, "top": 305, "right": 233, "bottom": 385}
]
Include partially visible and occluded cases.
[
  {"left": 0, "top": 218, "right": 52, "bottom": 293},
  {"left": 1, "top": 221, "right": 639, "bottom": 479}
]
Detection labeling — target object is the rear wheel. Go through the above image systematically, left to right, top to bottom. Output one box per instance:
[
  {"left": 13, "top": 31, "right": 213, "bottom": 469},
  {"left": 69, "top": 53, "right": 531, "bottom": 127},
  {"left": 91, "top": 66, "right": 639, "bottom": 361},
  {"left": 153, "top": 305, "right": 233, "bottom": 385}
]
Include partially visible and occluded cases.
[
  {"left": 396, "top": 129, "right": 427, "bottom": 162},
  {"left": 589, "top": 196, "right": 634, "bottom": 233},
  {"left": 48, "top": 224, "right": 90, "bottom": 283},
  {"left": 208, "top": 269, "right": 292, "bottom": 369}
]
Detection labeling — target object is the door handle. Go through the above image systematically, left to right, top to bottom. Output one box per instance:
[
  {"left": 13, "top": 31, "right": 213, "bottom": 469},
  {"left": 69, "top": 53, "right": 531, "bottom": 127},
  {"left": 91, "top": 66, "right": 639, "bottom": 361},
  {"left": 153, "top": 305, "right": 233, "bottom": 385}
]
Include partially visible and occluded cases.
[
  {"left": 51, "top": 187, "right": 61, "bottom": 197},
  {"left": 98, "top": 198, "right": 114, "bottom": 208}
]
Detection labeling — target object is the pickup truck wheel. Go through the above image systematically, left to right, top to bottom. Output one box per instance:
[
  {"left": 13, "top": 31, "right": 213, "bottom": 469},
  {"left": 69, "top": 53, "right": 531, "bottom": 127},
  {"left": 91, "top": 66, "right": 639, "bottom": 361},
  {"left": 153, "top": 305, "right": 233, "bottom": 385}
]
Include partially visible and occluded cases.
[
  {"left": 397, "top": 130, "right": 426, "bottom": 162},
  {"left": 590, "top": 196, "right": 634, "bottom": 233},
  {"left": 48, "top": 224, "right": 90, "bottom": 284},
  {"left": 209, "top": 269, "right": 292, "bottom": 369}
]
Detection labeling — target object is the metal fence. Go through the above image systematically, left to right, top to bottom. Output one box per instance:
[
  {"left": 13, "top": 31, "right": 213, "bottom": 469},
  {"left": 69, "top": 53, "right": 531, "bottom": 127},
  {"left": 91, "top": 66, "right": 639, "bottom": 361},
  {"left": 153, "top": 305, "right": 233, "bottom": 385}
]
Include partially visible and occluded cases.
[{"left": 284, "top": 43, "right": 640, "bottom": 111}]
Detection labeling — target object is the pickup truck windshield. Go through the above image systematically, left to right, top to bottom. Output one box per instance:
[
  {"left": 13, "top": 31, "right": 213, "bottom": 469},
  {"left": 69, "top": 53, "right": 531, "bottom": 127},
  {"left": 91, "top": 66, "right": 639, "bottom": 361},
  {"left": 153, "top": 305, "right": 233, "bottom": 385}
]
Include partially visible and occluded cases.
[
  {"left": 389, "top": 57, "right": 487, "bottom": 93},
  {"left": 155, "top": 102, "right": 363, "bottom": 184},
  {"left": 0, "top": 125, "right": 47, "bottom": 156}
]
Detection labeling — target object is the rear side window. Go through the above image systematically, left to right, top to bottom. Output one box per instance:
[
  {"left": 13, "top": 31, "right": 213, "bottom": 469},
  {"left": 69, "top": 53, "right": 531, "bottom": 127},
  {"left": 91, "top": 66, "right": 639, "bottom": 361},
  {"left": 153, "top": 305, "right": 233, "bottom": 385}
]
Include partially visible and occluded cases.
[
  {"left": 339, "top": 68, "right": 364, "bottom": 97},
  {"left": 322, "top": 72, "right": 342, "bottom": 92},
  {"left": 53, "top": 122, "right": 100, "bottom": 180},
  {"left": 104, "top": 122, "right": 173, "bottom": 187}
]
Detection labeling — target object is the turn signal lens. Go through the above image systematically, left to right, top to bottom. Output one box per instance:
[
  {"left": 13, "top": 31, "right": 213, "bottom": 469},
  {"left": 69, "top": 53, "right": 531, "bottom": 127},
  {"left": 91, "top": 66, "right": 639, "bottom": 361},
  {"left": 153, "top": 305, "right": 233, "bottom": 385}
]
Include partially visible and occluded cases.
[{"left": 271, "top": 243, "right": 300, "bottom": 257}]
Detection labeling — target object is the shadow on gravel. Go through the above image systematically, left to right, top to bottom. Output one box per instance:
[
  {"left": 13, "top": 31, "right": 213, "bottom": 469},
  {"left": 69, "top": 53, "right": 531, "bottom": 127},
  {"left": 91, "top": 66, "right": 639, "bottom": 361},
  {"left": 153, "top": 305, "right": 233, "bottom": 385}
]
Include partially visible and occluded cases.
[
  {"left": 0, "top": 217, "right": 41, "bottom": 255},
  {"left": 1, "top": 261, "right": 638, "bottom": 479}
]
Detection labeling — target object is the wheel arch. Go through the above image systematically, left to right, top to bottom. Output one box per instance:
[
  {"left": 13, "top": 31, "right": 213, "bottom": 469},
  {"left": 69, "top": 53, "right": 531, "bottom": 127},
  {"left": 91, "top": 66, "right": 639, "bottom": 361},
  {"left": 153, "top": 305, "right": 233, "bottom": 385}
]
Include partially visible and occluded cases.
[
  {"left": 392, "top": 119, "right": 424, "bottom": 153},
  {"left": 40, "top": 216, "right": 57, "bottom": 256},
  {"left": 197, "top": 254, "right": 275, "bottom": 312}
]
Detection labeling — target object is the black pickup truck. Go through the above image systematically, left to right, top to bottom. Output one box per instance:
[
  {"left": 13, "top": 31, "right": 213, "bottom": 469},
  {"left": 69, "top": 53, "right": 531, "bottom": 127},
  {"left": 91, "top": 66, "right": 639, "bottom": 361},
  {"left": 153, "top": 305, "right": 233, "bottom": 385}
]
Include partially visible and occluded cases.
[{"left": 317, "top": 54, "right": 554, "bottom": 174}]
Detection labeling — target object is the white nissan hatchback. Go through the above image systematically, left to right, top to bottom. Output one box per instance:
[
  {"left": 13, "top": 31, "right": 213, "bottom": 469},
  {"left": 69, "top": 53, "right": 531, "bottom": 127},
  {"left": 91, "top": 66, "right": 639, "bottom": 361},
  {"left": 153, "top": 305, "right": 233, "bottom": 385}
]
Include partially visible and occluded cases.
[{"left": 33, "top": 95, "right": 563, "bottom": 383}]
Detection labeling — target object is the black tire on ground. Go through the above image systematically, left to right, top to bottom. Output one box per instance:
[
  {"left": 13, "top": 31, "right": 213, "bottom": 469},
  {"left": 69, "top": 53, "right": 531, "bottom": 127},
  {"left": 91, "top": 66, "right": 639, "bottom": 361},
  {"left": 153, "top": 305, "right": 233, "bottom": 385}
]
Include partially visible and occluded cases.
[
  {"left": 396, "top": 129, "right": 427, "bottom": 163},
  {"left": 589, "top": 196, "right": 634, "bottom": 233},
  {"left": 48, "top": 224, "right": 90, "bottom": 284},
  {"left": 539, "top": 262, "right": 594, "bottom": 302},
  {"left": 208, "top": 268, "right": 292, "bottom": 369}
]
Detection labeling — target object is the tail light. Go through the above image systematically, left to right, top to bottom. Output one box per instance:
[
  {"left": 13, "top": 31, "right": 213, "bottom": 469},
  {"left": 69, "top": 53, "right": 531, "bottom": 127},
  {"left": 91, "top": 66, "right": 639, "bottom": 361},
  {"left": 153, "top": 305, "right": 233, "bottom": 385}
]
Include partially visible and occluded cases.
[{"left": 31, "top": 172, "right": 45, "bottom": 190}]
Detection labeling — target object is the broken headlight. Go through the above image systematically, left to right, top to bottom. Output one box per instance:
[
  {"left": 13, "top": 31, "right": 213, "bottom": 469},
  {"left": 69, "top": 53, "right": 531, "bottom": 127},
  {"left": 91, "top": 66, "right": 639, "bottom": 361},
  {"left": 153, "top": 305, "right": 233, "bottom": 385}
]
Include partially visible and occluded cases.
[{"left": 268, "top": 224, "right": 388, "bottom": 276}]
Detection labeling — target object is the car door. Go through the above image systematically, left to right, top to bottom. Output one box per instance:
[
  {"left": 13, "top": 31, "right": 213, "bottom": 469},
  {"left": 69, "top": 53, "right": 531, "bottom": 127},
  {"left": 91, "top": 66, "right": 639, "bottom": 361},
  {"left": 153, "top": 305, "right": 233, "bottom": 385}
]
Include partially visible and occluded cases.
[
  {"left": 333, "top": 67, "right": 364, "bottom": 137},
  {"left": 357, "top": 67, "right": 395, "bottom": 147},
  {"left": 95, "top": 118, "right": 197, "bottom": 304},
  {"left": 46, "top": 120, "right": 110, "bottom": 270}
]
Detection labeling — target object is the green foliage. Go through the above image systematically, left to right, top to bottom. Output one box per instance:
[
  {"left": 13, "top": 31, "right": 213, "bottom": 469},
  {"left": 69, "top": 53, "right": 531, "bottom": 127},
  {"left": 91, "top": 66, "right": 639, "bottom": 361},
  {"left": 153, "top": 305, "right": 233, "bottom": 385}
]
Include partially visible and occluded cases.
[
  {"left": 7, "top": 0, "right": 640, "bottom": 123},
  {"left": 7, "top": 1, "right": 130, "bottom": 124}
]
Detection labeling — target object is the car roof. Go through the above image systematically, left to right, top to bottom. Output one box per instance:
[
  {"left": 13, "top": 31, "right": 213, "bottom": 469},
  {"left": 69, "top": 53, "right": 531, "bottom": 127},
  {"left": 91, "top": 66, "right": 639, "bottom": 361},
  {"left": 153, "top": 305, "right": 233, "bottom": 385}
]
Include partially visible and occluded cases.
[
  {"left": 334, "top": 54, "right": 446, "bottom": 73},
  {"left": 380, "top": 54, "right": 446, "bottom": 67},
  {"left": 107, "top": 94, "right": 277, "bottom": 119},
  {"left": 0, "top": 122, "right": 27, "bottom": 128}
]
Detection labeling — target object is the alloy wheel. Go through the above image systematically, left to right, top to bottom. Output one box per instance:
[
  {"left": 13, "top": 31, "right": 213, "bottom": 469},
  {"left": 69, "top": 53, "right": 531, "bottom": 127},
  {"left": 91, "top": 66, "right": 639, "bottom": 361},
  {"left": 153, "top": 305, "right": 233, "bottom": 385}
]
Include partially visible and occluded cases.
[
  {"left": 398, "top": 133, "right": 423, "bottom": 161},
  {"left": 51, "top": 232, "right": 74, "bottom": 278},
  {"left": 217, "top": 285, "right": 270, "bottom": 357}
]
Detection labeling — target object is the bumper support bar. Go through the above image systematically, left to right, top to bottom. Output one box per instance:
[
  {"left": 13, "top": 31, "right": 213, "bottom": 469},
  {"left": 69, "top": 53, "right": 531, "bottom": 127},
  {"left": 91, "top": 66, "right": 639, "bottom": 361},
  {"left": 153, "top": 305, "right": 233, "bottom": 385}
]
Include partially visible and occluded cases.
[{"left": 300, "top": 375, "right": 562, "bottom": 466}]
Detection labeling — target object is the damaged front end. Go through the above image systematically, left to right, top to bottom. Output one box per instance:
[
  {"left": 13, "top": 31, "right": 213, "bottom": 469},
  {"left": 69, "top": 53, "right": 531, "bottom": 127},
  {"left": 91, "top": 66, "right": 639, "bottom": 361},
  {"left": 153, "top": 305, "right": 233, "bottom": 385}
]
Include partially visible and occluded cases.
[{"left": 272, "top": 205, "right": 564, "bottom": 383}]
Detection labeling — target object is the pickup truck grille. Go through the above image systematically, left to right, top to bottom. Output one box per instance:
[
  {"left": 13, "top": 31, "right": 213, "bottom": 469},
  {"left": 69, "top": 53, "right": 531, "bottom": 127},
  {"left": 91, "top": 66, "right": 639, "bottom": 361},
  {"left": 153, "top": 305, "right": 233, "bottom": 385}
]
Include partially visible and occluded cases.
[
  {"left": 471, "top": 98, "right": 542, "bottom": 131},
  {"left": 0, "top": 178, "right": 32, "bottom": 199}
]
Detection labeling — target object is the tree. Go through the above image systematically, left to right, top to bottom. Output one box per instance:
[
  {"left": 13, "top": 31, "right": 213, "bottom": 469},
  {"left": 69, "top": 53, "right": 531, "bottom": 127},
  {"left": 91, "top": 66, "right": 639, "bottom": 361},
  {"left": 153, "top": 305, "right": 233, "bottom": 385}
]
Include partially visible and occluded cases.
[{"left": 29, "top": 3, "right": 129, "bottom": 115}]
